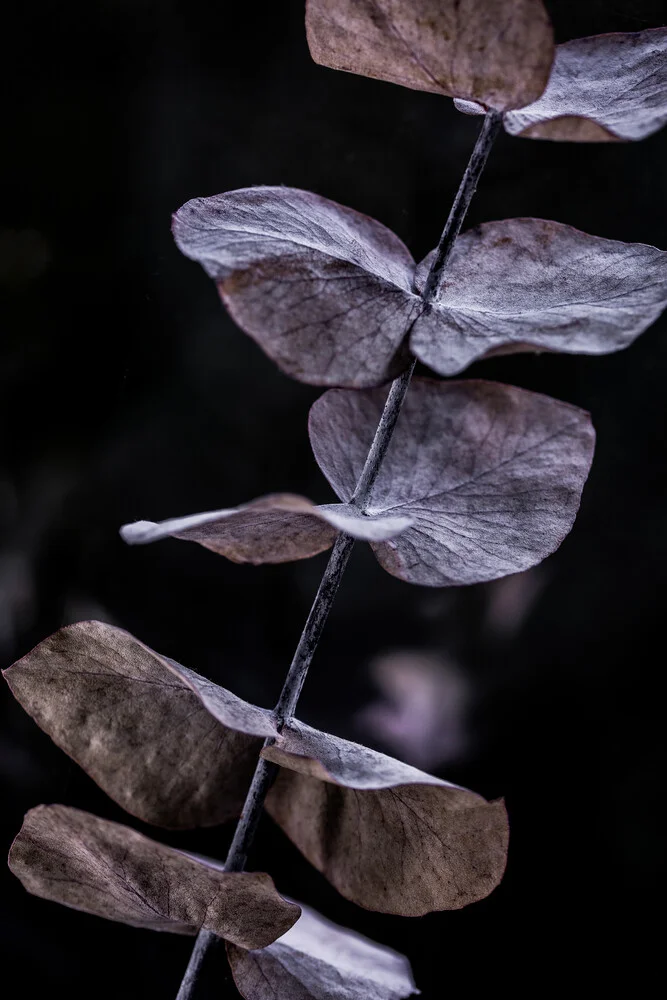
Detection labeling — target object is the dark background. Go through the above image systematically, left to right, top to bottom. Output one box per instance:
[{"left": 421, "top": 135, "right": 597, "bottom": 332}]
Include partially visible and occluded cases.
[{"left": 2, "top": 1, "right": 665, "bottom": 995}]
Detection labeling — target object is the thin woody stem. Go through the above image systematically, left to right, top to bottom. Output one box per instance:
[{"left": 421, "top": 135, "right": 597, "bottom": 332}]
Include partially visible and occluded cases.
[
  {"left": 422, "top": 109, "right": 502, "bottom": 302},
  {"left": 175, "top": 110, "right": 502, "bottom": 1000}
]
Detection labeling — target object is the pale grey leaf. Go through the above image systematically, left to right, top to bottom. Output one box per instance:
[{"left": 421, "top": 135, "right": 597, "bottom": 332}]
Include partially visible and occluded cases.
[
  {"left": 306, "top": 0, "right": 554, "bottom": 111},
  {"left": 503, "top": 28, "right": 667, "bottom": 141},
  {"left": 172, "top": 186, "right": 418, "bottom": 388},
  {"left": 411, "top": 218, "right": 667, "bottom": 374},
  {"left": 308, "top": 378, "right": 595, "bottom": 586},
  {"left": 121, "top": 493, "right": 413, "bottom": 563},
  {"left": 3, "top": 621, "right": 275, "bottom": 828},
  {"left": 263, "top": 719, "right": 508, "bottom": 915},
  {"left": 9, "top": 805, "right": 300, "bottom": 948},
  {"left": 228, "top": 902, "right": 419, "bottom": 999}
]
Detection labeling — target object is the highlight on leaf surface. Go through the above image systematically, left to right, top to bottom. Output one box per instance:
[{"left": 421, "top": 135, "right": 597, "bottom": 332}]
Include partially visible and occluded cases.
[
  {"left": 305, "top": 0, "right": 554, "bottom": 112},
  {"left": 457, "top": 28, "right": 667, "bottom": 142},
  {"left": 172, "top": 186, "right": 418, "bottom": 388},
  {"left": 173, "top": 187, "right": 666, "bottom": 387},
  {"left": 411, "top": 219, "right": 667, "bottom": 375},
  {"left": 308, "top": 377, "right": 596, "bottom": 587},
  {"left": 121, "top": 493, "right": 413, "bottom": 563},
  {"left": 3, "top": 620, "right": 277, "bottom": 828},
  {"left": 5, "top": 622, "right": 508, "bottom": 915},
  {"left": 263, "top": 721, "right": 508, "bottom": 916},
  {"left": 9, "top": 805, "right": 299, "bottom": 949},
  {"left": 227, "top": 902, "right": 419, "bottom": 1000}
]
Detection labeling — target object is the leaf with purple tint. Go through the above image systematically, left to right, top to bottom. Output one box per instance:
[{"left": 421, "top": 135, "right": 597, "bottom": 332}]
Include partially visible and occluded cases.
[
  {"left": 306, "top": 0, "right": 554, "bottom": 111},
  {"left": 457, "top": 28, "right": 667, "bottom": 142},
  {"left": 505, "top": 28, "right": 667, "bottom": 142},
  {"left": 172, "top": 187, "right": 418, "bottom": 388},
  {"left": 174, "top": 187, "right": 665, "bottom": 387},
  {"left": 410, "top": 219, "right": 667, "bottom": 375},
  {"left": 308, "top": 378, "right": 595, "bottom": 586},
  {"left": 121, "top": 493, "right": 412, "bottom": 563},
  {"left": 263, "top": 719, "right": 508, "bottom": 915},
  {"left": 9, "top": 805, "right": 299, "bottom": 948},
  {"left": 228, "top": 902, "right": 419, "bottom": 999}
]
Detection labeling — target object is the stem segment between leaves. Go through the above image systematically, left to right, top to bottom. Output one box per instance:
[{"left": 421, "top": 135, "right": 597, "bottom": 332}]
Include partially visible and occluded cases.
[{"left": 175, "top": 109, "right": 502, "bottom": 1000}]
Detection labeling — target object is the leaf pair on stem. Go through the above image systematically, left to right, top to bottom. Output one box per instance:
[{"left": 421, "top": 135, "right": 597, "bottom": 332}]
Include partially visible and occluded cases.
[
  {"left": 308, "top": 1, "right": 667, "bottom": 141},
  {"left": 172, "top": 187, "right": 667, "bottom": 390},
  {"left": 123, "top": 378, "right": 596, "bottom": 587},
  {"left": 6, "top": 621, "right": 509, "bottom": 917},
  {"left": 11, "top": 808, "right": 417, "bottom": 998}
]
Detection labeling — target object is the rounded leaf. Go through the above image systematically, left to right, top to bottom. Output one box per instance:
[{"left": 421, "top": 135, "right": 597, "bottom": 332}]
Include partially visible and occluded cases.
[
  {"left": 306, "top": 0, "right": 554, "bottom": 111},
  {"left": 504, "top": 28, "right": 667, "bottom": 142},
  {"left": 172, "top": 187, "right": 418, "bottom": 388},
  {"left": 411, "top": 219, "right": 667, "bottom": 374},
  {"left": 309, "top": 378, "right": 595, "bottom": 586},
  {"left": 3, "top": 621, "right": 275, "bottom": 828},
  {"left": 264, "top": 721, "right": 508, "bottom": 915},
  {"left": 9, "top": 805, "right": 299, "bottom": 948},
  {"left": 228, "top": 902, "right": 418, "bottom": 999}
]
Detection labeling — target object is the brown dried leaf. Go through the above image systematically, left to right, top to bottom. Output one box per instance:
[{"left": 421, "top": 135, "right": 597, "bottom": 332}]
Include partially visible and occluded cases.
[
  {"left": 305, "top": 0, "right": 553, "bottom": 111},
  {"left": 503, "top": 28, "right": 667, "bottom": 142},
  {"left": 172, "top": 187, "right": 418, "bottom": 388},
  {"left": 410, "top": 219, "right": 667, "bottom": 374},
  {"left": 308, "top": 377, "right": 595, "bottom": 586},
  {"left": 121, "top": 493, "right": 413, "bottom": 563},
  {"left": 3, "top": 620, "right": 275, "bottom": 828},
  {"left": 6, "top": 624, "right": 507, "bottom": 915},
  {"left": 263, "top": 721, "right": 507, "bottom": 915},
  {"left": 9, "top": 805, "right": 299, "bottom": 948},
  {"left": 228, "top": 902, "right": 418, "bottom": 999}
]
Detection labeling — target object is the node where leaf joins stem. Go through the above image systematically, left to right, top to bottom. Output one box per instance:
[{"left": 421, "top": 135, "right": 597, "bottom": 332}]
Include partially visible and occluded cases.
[{"left": 175, "top": 110, "right": 502, "bottom": 1000}]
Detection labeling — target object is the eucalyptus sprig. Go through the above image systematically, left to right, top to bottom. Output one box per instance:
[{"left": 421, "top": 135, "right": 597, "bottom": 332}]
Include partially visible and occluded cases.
[{"left": 6, "top": 4, "right": 667, "bottom": 999}]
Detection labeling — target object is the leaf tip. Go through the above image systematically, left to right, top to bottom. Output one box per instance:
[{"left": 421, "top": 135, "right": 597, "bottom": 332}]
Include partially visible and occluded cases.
[{"left": 119, "top": 520, "right": 158, "bottom": 545}]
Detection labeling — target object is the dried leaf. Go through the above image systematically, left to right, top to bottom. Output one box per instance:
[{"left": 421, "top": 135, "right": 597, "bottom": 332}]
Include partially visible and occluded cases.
[
  {"left": 305, "top": 0, "right": 554, "bottom": 111},
  {"left": 503, "top": 28, "right": 667, "bottom": 142},
  {"left": 172, "top": 187, "right": 418, "bottom": 388},
  {"left": 174, "top": 187, "right": 664, "bottom": 388},
  {"left": 411, "top": 219, "right": 667, "bottom": 374},
  {"left": 308, "top": 377, "right": 595, "bottom": 586},
  {"left": 121, "top": 493, "right": 413, "bottom": 563},
  {"left": 3, "top": 620, "right": 276, "bottom": 828},
  {"left": 6, "top": 624, "right": 508, "bottom": 915},
  {"left": 263, "top": 721, "right": 507, "bottom": 915},
  {"left": 9, "top": 805, "right": 299, "bottom": 948},
  {"left": 228, "top": 902, "right": 418, "bottom": 999}
]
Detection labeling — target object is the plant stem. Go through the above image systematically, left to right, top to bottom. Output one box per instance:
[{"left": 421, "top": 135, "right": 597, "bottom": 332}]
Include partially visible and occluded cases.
[
  {"left": 175, "top": 109, "right": 501, "bottom": 1000},
  {"left": 422, "top": 109, "right": 502, "bottom": 302},
  {"left": 175, "top": 930, "right": 218, "bottom": 1000}
]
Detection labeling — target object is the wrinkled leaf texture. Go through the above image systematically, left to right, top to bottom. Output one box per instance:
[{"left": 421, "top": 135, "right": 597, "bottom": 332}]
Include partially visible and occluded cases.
[
  {"left": 305, "top": 0, "right": 554, "bottom": 111},
  {"left": 305, "top": 4, "right": 667, "bottom": 143},
  {"left": 457, "top": 28, "right": 667, "bottom": 142},
  {"left": 173, "top": 187, "right": 667, "bottom": 388},
  {"left": 122, "top": 379, "right": 595, "bottom": 587},
  {"left": 121, "top": 493, "right": 413, "bottom": 562},
  {"left": 5, "top": 621, "right": 509, "bottom": 915},
  {"left": 9, "top": 805, "right": 299, "bottom": 948},
  {"left": 228, "top": 903, "right": 418, "bottom": 999}
]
